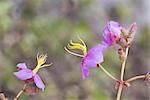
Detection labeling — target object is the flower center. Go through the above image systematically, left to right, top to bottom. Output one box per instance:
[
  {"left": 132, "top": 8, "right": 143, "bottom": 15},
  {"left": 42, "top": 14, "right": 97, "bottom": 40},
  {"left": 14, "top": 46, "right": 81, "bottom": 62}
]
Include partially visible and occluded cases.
[{"left": 32, "top": 53, "right": 52, "bottom": 75}]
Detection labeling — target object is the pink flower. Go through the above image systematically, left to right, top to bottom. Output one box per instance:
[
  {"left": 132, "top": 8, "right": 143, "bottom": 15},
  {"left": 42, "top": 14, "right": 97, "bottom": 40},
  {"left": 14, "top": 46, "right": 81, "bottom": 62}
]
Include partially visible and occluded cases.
[
  {"left": 102, "top": 21, "right": 122, "bottom": 46},
  {"left": 65, "top": 37, "right": 107, "bottom": 79},
  {"left": 81, "top": 44, "right": 107, "bottom": 79},
  {"left": 14, "top": 54, "right": 52, "bottom": 91}
]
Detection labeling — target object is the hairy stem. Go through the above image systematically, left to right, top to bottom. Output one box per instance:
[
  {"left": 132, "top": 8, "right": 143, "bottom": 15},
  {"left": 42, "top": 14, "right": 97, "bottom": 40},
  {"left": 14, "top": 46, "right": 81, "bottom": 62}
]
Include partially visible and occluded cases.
[
  {"left": 116, "top": 47, "right": 129, "bottom": 100},
  {"left": 98, "top": 64, "right": 118, "bottom": 81},
  {"left": 14, "top": 84, "right": 27, "bottom": 100}
]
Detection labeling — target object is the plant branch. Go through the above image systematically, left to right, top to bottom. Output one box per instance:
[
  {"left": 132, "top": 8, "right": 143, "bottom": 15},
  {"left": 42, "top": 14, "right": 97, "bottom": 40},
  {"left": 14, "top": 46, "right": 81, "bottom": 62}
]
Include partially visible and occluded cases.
[
  {"left": 116, "top": 47, "right": 129, "bottom": 100},
  {"left": 120, "top": 47, "right": 129, "bottom": 81},
  {"left": 98, "top": 64, "right": 118, "bottom": 81},
  {"left": 126, "top": 75, "right": 146, "bottom": 82},
  {"left": 14, "top": 84, "right": 27, "bottom": 100},
  {"left": 116, "top": 85, "right": 123, "bottom": 100}
]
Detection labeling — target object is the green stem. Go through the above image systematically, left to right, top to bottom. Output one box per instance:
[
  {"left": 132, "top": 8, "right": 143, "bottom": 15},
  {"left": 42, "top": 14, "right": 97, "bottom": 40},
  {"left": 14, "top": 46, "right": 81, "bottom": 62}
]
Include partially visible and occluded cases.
[{"left": 98, "top": 64, "right": 118, "bottom": 81}]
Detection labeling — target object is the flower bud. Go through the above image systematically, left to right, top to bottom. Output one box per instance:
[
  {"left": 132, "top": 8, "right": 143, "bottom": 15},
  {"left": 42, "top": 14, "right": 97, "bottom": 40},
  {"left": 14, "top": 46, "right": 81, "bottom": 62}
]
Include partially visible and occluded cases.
[
  {"left": 102, "top": 21, "right": 122, "bottom": 46},
  {"left": 128, "top": 22, "right": 137, "bottom": 35},
  {"left": 127, "top": 23, "right": 137, "bottom": 44},
  {"left": 121, "top": 28, "right": 129, "bottom": 38},
  {"left": 116, "top": 37, "right": 128, "bottom": 48},
  {"left": 118, "top": 47, "right": 126, "bottom": 61},
  {"left": 24, "top": 85, "right": 40, "bottom": 94}
]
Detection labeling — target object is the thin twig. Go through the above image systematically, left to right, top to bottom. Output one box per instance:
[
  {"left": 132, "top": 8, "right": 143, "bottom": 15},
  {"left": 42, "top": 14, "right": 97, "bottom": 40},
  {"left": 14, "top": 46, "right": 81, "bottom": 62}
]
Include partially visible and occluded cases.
[
  {"left": 116, "top": 47, "right": 129, "bottom": 100},
  {"left": 120, "top": 47, "right": 129, "bottom": 81},
  {"left": 98, "top": 64, "right": 118, "bottom": 81},
  {"left": 126, "top": 75, "right": 146, "bottom": 82},
  {"left": 14, "top": 84, "right": 27, "bottom": 100}
]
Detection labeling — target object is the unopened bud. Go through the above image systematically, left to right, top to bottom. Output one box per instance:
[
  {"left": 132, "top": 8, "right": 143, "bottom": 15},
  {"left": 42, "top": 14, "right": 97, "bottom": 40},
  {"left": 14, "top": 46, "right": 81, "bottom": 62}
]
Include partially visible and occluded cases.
[
  {"left": 128, "top": 22, "right": 137, "bottom": 35},
  {"left": 127, "top": 23, "right": 137, "bottom": 43},
  {"left": 121, "top": 28, "right": 128, "bottom": 38},
  {"left": 116, "top": 37, "right": 128, "bottom": 48},
  {"left": 118, "top": 48, "right": 126, "bottom": 61},
  {"left": 24, "top": 85, "right": 40, "bottom": 94}
]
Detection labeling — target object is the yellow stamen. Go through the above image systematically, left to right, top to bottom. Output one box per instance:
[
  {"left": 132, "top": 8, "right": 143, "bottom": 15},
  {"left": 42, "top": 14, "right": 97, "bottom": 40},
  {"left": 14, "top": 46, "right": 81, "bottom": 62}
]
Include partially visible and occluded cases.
[
  {"left": 64, "top": 36, "right": 87, "bottom": 57},
  {"left": 64, "top": 47, "right": 84, "bottom": 57},
  {"left": 32, "top": 53, "right": 52, "bottom": 74},
  {"left": 37, "top": 53, "right": 47, "bottom": 66},
  {"left": 41, "top": 63, "right": 53, "bottom": 68}
]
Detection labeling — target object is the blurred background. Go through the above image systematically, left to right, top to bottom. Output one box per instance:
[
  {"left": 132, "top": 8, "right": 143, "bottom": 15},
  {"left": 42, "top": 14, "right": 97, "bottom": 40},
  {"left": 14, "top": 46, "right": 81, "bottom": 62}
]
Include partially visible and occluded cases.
[{"left": 0, "top": 0, "right": 149, "bottom": 100}]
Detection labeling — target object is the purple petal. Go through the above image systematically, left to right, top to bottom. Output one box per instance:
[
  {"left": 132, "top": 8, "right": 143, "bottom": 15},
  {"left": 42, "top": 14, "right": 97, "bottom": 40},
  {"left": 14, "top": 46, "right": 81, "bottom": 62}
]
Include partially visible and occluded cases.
[
  {"left": 102, "top": 21, "right": 121, "bottom": 45},
  {"left": 109, "top": 21, "right": 121, "bottom": 36},
  {"left": 109, "top": 21, "right": 121, "bottom": 28},
  {"left": 102, "top": 30, "right": 113, "bottom": 45},
  {"left": 81, "top": 44, "right": 107, "bottom": 79},
  {"left": 82, "top": 44, "right": 107, "bottom": 68},
  {"left": 16, "top": 63, "right": 27, "bottom": 69},
  {"left": 81, "top": 64, "right": 89, "bottom": 80},
  {"left": 14, "top": 69, "right": 33, "bottom": 80},
  {"left": 34, "top": 74, "right": 45, "bottom": 91}
]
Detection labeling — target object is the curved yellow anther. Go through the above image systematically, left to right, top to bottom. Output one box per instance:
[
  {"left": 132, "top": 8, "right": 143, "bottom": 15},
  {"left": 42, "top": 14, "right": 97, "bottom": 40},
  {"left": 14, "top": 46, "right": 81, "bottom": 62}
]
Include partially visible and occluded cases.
[
  {"left": 77, "top": 35, "right": 86, "bottom": 47},
  {"left": 65, "top": 36, "right": 87, "bottom": 57},
  {"left": 64, "top": 47, "right": 84, "bottom": 57},
  {"left": 32, "top": 53, "right": 52, "bottom": 75},
  {"left": 37, "top": 53, "right": 47, "bottom": 66}
]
